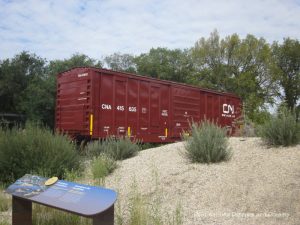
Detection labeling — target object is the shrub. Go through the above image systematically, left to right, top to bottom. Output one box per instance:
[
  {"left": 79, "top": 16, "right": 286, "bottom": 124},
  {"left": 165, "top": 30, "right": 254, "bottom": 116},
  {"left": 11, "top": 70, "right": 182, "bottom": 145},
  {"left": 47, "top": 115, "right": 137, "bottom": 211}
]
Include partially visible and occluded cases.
[
  {"left": 260, "top": 108, "right": 300, "bottom": 146},
  {"left": 183, "top": 120, "right": 232, "bottom": 163},
  {"left": 0, "top": 123, "right": 81, "bottom": 184},
  {"left": 87, "top": 136, "right": 140, "bottom": 160},
  {"left": 85, "top": 140, "right": 106, "bottom": 158},
  {"left": 91, "top": 154, "right": 117, "bottom": 180}
]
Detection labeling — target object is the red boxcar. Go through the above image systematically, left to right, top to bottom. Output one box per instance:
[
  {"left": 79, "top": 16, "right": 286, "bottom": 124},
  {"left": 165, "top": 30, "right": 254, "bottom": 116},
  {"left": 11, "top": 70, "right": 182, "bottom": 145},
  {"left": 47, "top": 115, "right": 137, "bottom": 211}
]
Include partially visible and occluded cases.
[{"left": 55, "top": 67, "right": 242, "bottom": 142}]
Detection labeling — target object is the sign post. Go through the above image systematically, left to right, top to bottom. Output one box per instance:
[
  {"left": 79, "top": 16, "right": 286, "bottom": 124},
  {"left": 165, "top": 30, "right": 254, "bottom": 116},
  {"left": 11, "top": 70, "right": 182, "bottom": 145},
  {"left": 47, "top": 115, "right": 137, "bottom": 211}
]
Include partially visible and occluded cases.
[
  {"left": 6, "top": 174, "right": 117, "bottom": 225},
  {"left": 12, "top": 197, "right": 32, "bottom": 225}
]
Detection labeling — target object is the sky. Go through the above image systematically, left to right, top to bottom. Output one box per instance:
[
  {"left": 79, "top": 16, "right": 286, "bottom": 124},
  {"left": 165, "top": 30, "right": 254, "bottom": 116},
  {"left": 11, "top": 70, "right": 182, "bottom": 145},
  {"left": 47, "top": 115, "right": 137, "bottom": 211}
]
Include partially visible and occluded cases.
[{"left": 0, "top": 0, "right": 300, "bottom": 60}]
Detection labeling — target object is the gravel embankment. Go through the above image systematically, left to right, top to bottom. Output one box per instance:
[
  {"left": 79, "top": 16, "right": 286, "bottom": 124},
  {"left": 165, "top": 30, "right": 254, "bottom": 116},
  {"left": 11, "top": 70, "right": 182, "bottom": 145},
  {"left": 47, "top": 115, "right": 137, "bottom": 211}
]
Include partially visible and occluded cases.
[{"left": 105, "top": 137, "right": 300, "bottom": 225}]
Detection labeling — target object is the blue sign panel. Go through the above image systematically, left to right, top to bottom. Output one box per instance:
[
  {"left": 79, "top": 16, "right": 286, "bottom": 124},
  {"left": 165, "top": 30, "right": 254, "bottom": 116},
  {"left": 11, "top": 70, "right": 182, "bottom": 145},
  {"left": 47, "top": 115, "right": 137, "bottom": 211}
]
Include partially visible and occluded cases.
[{"left": 6, "top": 174, "right": 117, "bottom": 216}]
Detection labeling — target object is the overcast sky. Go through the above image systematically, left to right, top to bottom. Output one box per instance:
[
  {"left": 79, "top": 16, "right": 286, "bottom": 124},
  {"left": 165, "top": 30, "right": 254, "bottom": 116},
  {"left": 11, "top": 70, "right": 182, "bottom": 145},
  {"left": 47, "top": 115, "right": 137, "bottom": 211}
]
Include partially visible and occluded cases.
[{"left": 1, "top": 0, "right": 300, "bottom": 60}]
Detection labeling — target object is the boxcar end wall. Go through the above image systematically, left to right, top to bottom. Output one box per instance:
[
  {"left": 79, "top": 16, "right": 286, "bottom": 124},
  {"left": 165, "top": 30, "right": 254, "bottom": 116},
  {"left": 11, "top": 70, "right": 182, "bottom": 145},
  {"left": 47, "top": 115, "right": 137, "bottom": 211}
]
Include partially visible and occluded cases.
[{"left": 55, "top": 67, "right": 242, "bottom": 143}]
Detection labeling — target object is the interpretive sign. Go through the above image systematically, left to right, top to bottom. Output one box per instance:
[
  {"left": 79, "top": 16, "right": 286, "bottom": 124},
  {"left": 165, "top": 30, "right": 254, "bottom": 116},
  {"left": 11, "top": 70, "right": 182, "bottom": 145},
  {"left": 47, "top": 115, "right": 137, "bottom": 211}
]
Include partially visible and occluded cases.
[{"left": 6, "top": 174, "right": 117, "bottom": 225}]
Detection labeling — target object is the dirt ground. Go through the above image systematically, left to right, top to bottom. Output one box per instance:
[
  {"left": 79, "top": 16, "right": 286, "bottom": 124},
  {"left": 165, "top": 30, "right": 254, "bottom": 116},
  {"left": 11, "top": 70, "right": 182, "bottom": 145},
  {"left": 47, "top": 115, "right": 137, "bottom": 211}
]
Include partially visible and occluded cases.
[{"left": 104, "top": 137, "right": 300, "bottom": 225}]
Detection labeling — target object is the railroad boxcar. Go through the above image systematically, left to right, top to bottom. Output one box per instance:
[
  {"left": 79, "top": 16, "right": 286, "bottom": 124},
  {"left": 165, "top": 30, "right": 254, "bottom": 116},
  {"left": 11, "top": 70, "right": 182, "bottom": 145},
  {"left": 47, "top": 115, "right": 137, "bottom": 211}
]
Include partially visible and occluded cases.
[{"left": 55, "top": 67, "right": 242, "bottom": 142}]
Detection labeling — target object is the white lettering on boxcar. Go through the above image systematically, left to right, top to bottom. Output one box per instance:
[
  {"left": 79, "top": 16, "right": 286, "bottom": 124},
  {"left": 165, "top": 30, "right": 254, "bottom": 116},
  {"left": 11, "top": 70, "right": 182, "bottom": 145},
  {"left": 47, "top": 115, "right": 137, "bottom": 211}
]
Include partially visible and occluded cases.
[
  {"left": 78, "top": 73, "right": 88, "bottom": 77},
  {"left": 101, "top": 104, "right": 112, "bottom": 110},
  {"left": 117, "top": 105, "right": 124, "bottom": 111},
  {"left": 129, "top": 106, "right": 137, "bottom": 112},
  {"left": 141, "top": 107, "right": 147, "bottom": 114},
  {"left": 161, "top": 110, "right": 168, "bottom": 116}
]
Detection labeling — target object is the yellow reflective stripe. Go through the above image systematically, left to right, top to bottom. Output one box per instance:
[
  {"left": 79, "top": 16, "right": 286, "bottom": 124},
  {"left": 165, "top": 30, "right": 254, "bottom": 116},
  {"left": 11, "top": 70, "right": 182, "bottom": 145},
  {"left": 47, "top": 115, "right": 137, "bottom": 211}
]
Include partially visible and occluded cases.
[
  {"left": 90, "top": 114, "right": 93, "bottom": 135},
  {"left": 128, "top": 127, "right": 131, "bottom": 136},
  {"left": 165, "top": 128, "right": 168, "bottom": 137}
]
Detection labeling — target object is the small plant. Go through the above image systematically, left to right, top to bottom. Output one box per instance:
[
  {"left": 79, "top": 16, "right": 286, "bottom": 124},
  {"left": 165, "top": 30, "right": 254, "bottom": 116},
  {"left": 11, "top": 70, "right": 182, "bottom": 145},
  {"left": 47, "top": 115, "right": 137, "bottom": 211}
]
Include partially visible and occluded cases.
[
  {"left": 260, "top": 108, "right": 300, "bottom": 146},
  {"left": 183, "top": 120, "right": 232, "bottom": 163},
  {"left": 0, "top": 122, "right": 81, "bottom": 183},
  {"left": 87, "top": 136, "right": 140, "bottom": 160},
  {"left": 105, "top": 136, "right": 140, "bottom": 160},
  {"left": 85, "top": 140, "right": 106, "bottom": 158},
  {"left": 91, "top": 154, "right": 117, "bottom": 180},
  {"left": 63, "top": 169, "right": 82, "bottom": 182},
  {"left": 126, "top": 173, "right": 183, "bottom": 225},
  {"left": 128, "top": 182, "right": 149, "bottom": 225},
  {"left": 0, "top": 188, "right": 11, "bottom": 212}
]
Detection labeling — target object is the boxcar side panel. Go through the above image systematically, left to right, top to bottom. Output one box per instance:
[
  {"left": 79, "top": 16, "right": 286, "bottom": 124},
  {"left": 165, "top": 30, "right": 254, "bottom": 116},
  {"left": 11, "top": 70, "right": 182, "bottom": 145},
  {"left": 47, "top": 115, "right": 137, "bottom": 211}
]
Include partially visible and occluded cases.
[
  {"left": 92, "top": 71, "right": 100, "bottom": 138},
  {"left": 99, "top": 73, "right": 114, "bottom": 136},
  {"left": 114, "top": 77, "right": 127, "bottom": 135},
  {"left": 127, "top": 78, "right": 139, "bottom": 137},
  {"left": 139, "top": 81, "right": 150, "bottom": 137},
  {"left": 160, "top": 84, "right": 170, "bottom": 140},
  {"left": 150, "top": 85, "right": 160, "bottom": 135},
  {"left": 171, "top": 86, "right": 200, "bottom": 139}
]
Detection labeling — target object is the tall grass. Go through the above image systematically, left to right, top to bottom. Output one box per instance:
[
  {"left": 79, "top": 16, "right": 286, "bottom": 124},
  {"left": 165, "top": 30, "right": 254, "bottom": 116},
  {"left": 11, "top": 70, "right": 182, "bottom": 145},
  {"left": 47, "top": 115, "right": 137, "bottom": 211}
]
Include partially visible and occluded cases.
[
  {"left": 260, "top": 108, "right": 300, "bottom": 147},
  {"left": 183, "top": 120, "right": 232, "bottom": 163},
  {"left": 0, "top": 122, "right": 81, "bottom": 183},
  {"left": 87, "top": 136, "right": 140, "bottom": 160},
  {"left": 91, "top": 154, "right": 117, "bottom": 185},
  {"left": 118, "top": 170, "right": 183, "bottom": 225},
  {"left": 128, "top": 181, "right": 149, "bottom": 225},
  {"left": 0, "top": 187, "right": 10, "bottom": 212},
  {"left": 32, "top": 204, "right": 91, "bottom": 225}
]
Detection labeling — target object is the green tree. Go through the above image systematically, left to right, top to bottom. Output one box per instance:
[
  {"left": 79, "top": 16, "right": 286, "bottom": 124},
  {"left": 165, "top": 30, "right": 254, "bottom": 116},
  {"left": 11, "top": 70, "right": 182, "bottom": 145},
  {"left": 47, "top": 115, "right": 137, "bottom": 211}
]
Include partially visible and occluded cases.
[
  {"left": 191, "top": 30, "right": 277, "bottom": 123},
  {"left": 272, "top": 38, "right": 300, "bottom": 111},
  {"left": 135, "top": 47, "right": 194, "bottom": 83},
  {"left": 0, "top": 51, "right": 46, "bottom": 114},
  {"left": 0, "top": 52, "right": 102, "bottom": 129},
  {"left": 104, "top": 52, "right": 136, "bottom": 73},
  {"left": 47, "top": 53, "right": 102, "bottom": 78},
  {"left": 19, "top": 75, "right": 54, "bottom": 127}
]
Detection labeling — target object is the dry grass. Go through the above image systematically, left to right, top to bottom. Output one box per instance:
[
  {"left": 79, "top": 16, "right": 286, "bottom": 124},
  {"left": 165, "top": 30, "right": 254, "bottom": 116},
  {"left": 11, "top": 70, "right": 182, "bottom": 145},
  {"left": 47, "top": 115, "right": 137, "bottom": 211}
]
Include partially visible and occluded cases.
[
  {"left": 0, "top": 189, "right": 11, "bottom": 225},
  {"left": 0, "top": 189, "right": 10, "bottom": 212}
]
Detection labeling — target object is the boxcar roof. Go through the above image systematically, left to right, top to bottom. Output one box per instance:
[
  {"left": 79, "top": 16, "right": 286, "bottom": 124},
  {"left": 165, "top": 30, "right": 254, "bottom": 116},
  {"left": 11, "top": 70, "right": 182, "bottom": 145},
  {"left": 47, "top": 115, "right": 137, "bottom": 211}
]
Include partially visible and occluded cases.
[{"left": 58, "top": 67, "right": 241, "bottom": 99}]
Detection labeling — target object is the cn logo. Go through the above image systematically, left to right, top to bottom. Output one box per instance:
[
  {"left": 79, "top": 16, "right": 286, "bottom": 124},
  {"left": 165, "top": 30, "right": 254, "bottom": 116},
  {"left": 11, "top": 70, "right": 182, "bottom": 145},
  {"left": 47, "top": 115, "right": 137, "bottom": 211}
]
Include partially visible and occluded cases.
[{"left": 223, "top": 104, "right": 234, "bottom": 114}]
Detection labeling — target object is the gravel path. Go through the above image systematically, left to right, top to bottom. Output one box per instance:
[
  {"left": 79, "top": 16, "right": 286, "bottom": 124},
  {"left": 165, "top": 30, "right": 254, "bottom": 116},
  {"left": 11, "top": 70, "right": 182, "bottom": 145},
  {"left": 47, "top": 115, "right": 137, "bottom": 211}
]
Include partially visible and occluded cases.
[{"left": 104, "top": 137, "right": 300, "bottom": 225}]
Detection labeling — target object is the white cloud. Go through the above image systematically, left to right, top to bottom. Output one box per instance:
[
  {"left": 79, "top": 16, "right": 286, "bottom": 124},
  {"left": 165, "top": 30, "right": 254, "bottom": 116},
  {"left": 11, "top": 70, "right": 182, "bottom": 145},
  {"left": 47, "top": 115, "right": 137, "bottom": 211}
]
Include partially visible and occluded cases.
[{"left": 0, "top": 0, "right": 300, "bottom": 60}]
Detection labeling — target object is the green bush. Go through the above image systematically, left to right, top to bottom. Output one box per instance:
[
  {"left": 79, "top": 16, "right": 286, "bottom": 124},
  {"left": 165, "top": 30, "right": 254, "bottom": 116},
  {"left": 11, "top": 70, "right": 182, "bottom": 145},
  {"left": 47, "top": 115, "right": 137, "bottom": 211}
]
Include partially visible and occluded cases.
[
  {"left": 260, "top": 108, "right": 300, "bottom": 146},
  {"left": 183, "top": 120, "right": 232, "bottom": 163},
  {"left": 0, "top": 123, "right": 81, "bottom": 184},
  {"left": 87, "top": 136, "right": 140, "bottom": 160},
  {"left": 85, "top": 140, "right": 106, "bottom": 158},
  {"left": 91, "top": 154, "right": 117, "bottom": 180}
]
